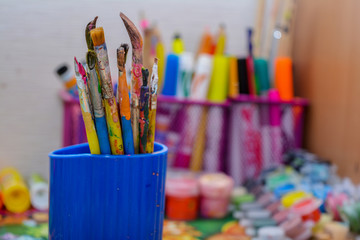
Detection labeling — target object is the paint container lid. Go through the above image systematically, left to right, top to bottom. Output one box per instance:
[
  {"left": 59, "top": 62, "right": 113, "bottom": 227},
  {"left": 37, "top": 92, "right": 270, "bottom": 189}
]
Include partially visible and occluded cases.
[
  {"left": 199, "top": 173, "right": 234, "bottom": 198},
  {"left": 165, "top": 177, "right": 199, "bottom": 198},
  {"left": 273, "top": 184, "right": 296, "bottom": 199},
  {"left": 232, "top": 186, "right": 248, "bottom": 198},
  {"left": 281, "top": 191, "right": 310, "bottom": 208},
  {"left": 256, "top": 192, "right": 275, "bottom": 207},
  {"left": 325, "top": 193, "right": 348, "bottom": 220},
  {"left": 234, "top": 194, "right": 255, "bottom": 207},
  {"left": 291, "top": 198, "right": 322, "bottom": 217},
  {"left": 266, "top": 201, "right": 281, "bottom": 215},
  {"left": 241, "top": 202, "right": 262, "bottom": 211},
  {"left": 273, "top": 209, "right": 290, "bottom": 224},
  {"left": 246, "top": 210, "right": 271, "bottom": 220},
  {"left": 233, "top": 211, "right": 245, "bottom": 219},
  {"left": 280, "top": 216, "right": 303, "bottom": 238},
  {"left": 239, "top": 218, "right": 253, "bottom": 228},
  {"left": 253, "top": 218, "right": 277, "bottom": 229},
  {"left": 323, "top": 222, "right": 349, "bottom": 240},
  {"left": 258, "top": 226, "right": 285, "bottom": 239},
  {"left": 293, "top": 226, "right": 312, "bottom": 240},
  {"left": 245, "top": 227, "right": 256, "bottom": 237}
]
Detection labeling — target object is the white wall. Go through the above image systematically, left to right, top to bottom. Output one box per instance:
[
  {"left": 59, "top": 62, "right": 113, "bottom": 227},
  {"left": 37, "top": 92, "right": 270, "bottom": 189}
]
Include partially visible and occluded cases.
[{"left": 0, "top": 0, "right": 256, "bottom": 178}]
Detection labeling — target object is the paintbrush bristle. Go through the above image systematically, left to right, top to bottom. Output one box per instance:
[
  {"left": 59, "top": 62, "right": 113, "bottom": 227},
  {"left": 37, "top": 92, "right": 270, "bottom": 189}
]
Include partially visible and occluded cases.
[
  {"left": 120, "top": 12, "right": 143, "bottom": 49},
  {"left": 85, "top": 16, "right": 98, "bottom": 50},
  {"left": 90, "top": 27, "right": 105, "bottom": 46}
]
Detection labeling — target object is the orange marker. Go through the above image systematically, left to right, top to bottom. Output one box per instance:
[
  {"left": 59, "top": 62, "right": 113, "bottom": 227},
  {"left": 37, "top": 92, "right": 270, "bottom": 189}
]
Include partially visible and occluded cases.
[{"left": 274, "top": 57, "right": 294, "bottom": 100}]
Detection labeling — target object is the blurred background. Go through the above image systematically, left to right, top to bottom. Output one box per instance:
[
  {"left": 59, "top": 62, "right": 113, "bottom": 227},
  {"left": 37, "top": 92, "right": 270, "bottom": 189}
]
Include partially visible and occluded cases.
[
  {"left": 0, "top": 0, "right": 256, "bottom": 178},
  {"left": 1, "top": 0, "right": 360, "bottom": 239}
]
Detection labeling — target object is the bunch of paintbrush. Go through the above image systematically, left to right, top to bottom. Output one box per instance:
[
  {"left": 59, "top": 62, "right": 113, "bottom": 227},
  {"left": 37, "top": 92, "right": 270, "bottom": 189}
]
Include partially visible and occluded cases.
[{"left": 73, "top": 14, "right": 158, "bottom": 155}]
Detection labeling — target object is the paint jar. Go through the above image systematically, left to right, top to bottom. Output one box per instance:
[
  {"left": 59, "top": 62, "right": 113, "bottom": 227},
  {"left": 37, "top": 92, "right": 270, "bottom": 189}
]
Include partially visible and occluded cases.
[
  {"left": 49, "top": 142, "right": 167, "bottom": 240},
  {"left": 0, "top": 167, "right": 31, "bottom": 213},
  {"left": 199, "top": 173, "right": 234, "bottom": 218},
  {"left": 29, "top": 174, "right": 49, "bottom": 211},
  {"left": 165, "top": 174, "right": 199, "bottom": 220},
  {"left": 273, "top": 184, "right": 295, "bottom": 199},
  {"left": 281, "top": 191, "right": 310, "bottom": 208},
  {"left": 325, "top": 192, "right": 348, "bottom": 221},
  {"left": 291, "top": 198, "right": 322, "bottom": 222},
  {"left": 258, "top": 226, "right": 286, "bottom": 240}
]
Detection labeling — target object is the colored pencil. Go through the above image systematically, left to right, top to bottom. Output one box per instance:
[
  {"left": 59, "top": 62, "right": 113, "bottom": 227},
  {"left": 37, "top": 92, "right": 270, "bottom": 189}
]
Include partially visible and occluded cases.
[
  {"left": 253, "top": 0, "right": 266, "bottom": 57},
  {"left": 120, "top": 12, "right": 143, "bottom": 154},
  {"left": 85, "top": 17, "right": 111, "bottom": 155},
  {"left": 214, "top": 24, "right": 226, "bottom": 55},
  {"left": 90, "top": 27, "right": 124, "bottom": 155},
  {"left": 195, "top": 28, "right": 213, "bottom": 59},
  {"left": 246, "top": 28, "right": 258, "bottom": 96},
  {"left": 117, "top": 44, "right": 135, "bottom": 155},
  {"left": 74, "top": 57, "right": 100, "bottom": 154},
  {"left": 146, "top": 58, "right": 159, "bottom": 153},
  {"left": 139, "top": 68, "right": 150, "bottom": 154}
]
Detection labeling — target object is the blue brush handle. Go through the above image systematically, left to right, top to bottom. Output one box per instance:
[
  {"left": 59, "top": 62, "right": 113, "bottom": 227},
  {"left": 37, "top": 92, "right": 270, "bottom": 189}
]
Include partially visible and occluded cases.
[
  {"left": 94, "top": 116, "right": 111, "bottom": 154},
  {"left": 121, "top": 116, "right": 135, "bottom": 155}
]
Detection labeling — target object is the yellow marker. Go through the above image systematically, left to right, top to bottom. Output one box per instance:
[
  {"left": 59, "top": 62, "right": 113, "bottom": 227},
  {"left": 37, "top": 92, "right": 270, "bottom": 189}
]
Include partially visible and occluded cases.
[
  {"left": 172, "top": 34, "right": 185, "bottom": 54},
  {"left": 156, "top": 42, "right": 165, "bottom": 93},
  {"left": 207, "top": 55, "right": 229, "bottom": 102},
  {"left": 74, "top": 58, "right": 100, "bottom": 154},
  {"left": 0, "top": 167, "right": 31, "bottom": 213},
  {"left": 281, "top": 191, "right": 310, "bottom": 208}
]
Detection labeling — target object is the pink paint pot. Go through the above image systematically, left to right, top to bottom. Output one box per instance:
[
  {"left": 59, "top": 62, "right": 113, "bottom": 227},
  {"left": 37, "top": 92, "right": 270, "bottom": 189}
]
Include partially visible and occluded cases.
[
  {"left": 199, "top": 173, "right": 234, "bottom": 218},
  {"left": 165, "top": 176, "right": 199, "bottom": 220},
  {"left": 257, "top": 192, "right": 275, "bottom": 207},
  {"left": 325, "top": 193, "right": 348, "bottom": 221},
  {"left": 292, "top": 198, "right": 322, "bottom": 222},
  {"left": 266, "top": 201, "right": 281, "bottom": 215},
  {"left": 273, "top": 209, "right": 290, "bottom": 224},
  {"left": 280, "top": 216, "right": 304, "bottom": 238}
]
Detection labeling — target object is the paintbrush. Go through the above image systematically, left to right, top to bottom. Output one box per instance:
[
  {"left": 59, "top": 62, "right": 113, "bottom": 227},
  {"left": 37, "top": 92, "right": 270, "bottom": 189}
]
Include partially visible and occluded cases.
[
  {"left": 120, "top": 12, "right": 143, "bottom": 154},
  {"left": 85, "top": 17, "right": 111, "bottom": 155},
  {"left": 91, "top": 27, "right": 124, "bottom": 155},
  {"left": 117, "top": 43, "right": 135, "bottom": 155},
  {"left": 74, "top": 57, "right": 100, "bottom": 154},
  {"left": 146, "top": 58, "right": 158, "bottom": 153},
  {"left": 139, "top": 68, "right": 150, "bottom": 154}
]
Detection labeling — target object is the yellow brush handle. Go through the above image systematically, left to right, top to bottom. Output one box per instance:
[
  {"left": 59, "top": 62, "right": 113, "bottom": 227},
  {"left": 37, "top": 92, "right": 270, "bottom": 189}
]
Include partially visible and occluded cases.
[
  {"left": 104, "top": 97, "right": 124, "bottom": 155},
  {"left": 81, "top": 106, "right": 100, "bottom": 154},
  {"left": 146, "top": 108, "right": 156, "bottom": 153},
  {"left": 190, "top": 108, "right": 208, "bottom": 171},
  {"left": 0, "top": 168, "right": 30, "bottom": 213}
]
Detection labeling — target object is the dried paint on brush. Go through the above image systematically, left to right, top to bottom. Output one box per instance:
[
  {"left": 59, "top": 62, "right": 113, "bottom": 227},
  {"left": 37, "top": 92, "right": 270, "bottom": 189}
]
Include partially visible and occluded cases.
[
  {"left": 120, "top": 12, "right": 143, "bottom": 153},
  {"left": 85, "top": 16, "right": 98, "bottom": 51},
  {"left": 85, "top": 17, "right": 111, "bottom": 154},
  {"left": 91, "top": 27, "right": 124, "bottom": 155},
  {"left": 117, "top": 43, "right": 135, "bottom": 154},
  {"left": 117, "top": 44, "right": 131, "bottom": 119},
  {"left": 74, "top": 57, "right": 100, "bottom": 154},
  {"left": 146, "top": 58, "right": 158, "bottom": 153},
  {"left": 139, "top": 68, "right": 150, "bottom": 154}
]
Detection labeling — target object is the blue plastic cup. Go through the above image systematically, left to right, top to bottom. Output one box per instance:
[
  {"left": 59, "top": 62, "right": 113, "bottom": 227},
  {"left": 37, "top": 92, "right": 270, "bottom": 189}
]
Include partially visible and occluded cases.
[{"left": 49, "top": 142, "right": 168, "bottom": 240}]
